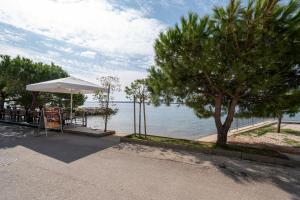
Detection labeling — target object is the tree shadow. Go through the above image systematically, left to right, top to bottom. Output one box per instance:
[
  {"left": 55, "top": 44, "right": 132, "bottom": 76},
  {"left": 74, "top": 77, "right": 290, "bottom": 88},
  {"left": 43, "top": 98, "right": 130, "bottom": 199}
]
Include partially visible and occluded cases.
[
  {"left": 0, "top": 123, "right": 120, "bottom": 163},
  {"left": 228, "top": 141, "right": 300, "bottom": 154},
  {"left": 116, "top": 142, "right": 300, "bottom": 200}
]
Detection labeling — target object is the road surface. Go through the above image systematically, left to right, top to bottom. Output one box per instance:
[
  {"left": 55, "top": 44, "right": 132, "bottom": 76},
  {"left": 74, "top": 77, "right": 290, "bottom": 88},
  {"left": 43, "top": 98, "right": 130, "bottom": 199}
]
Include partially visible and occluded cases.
[{"left": 0, "top": 124, "right": 300, "bottom": 200}]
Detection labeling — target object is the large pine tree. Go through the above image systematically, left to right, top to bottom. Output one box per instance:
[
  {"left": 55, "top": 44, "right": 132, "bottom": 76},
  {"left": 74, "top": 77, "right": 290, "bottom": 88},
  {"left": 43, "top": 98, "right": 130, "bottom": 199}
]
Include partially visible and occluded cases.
[{"left": 147, "top": 0, "right": 300, "bottom": 146}]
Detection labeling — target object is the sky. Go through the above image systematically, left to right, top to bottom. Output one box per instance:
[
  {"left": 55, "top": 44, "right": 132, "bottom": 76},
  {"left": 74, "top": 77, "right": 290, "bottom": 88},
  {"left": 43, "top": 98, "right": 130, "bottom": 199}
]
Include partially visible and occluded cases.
[{"left": 0, "top": 0, "right": 229, "bottom": 101}]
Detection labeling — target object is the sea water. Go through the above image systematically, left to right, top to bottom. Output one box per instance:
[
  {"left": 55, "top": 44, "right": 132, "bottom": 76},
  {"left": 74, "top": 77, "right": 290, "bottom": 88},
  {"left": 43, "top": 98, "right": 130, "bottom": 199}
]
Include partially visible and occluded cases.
[{"left": 83, "top": 102, "right": 300, "bottom": 139}]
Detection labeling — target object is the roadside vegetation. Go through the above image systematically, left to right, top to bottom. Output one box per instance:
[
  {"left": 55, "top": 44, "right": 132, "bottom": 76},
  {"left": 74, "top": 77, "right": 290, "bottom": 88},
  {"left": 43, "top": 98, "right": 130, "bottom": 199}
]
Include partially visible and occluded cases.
[{"left": 127, "top": 134, "right": 286, "bottom": 158}]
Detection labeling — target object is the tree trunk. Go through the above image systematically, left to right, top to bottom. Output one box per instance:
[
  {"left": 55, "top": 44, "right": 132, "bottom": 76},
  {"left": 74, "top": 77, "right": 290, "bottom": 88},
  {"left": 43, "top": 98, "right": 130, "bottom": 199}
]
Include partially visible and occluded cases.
[
  {"left": 104, "top": 84, "right": 110, "bottom": 132},
  {"left": 0, "top": 92, "right": 6, "bottom": 109},
  {"left": 31, "top": 92, "right": 39, "bottom": 110},
  {"left": 0, "top": 93, "right": 4, "bottom": 120},
  {"left": 133, "top": 95, "right": 136, "bottom": 135},
  {"left": 143, "top": 95, "right": 147, "bottom": 138},
  {"left": 214, "top": 95, "right": 238, "bottom": 147},
  {"left": 138, "top": 100, "right": 142, "bottom": 136},
  {"left": 277, "top": 114, "right": 282, "bottom": 133},
  {"left": 217, "top": 129, "right": 228, "bottom": 146}
]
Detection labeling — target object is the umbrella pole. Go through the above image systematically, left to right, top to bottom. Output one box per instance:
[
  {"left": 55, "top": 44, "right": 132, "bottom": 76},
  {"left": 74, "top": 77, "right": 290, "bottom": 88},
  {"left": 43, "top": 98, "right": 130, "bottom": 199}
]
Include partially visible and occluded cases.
[{"left": 70, "top": 91, "right": 73, "bottom": 124}]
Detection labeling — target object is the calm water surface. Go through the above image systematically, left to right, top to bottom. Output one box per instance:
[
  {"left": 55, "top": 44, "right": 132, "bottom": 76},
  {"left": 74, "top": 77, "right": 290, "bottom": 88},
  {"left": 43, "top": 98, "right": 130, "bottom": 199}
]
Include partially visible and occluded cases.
[{"left": 83, "top": 102, "right": 300, "bottom": 139}]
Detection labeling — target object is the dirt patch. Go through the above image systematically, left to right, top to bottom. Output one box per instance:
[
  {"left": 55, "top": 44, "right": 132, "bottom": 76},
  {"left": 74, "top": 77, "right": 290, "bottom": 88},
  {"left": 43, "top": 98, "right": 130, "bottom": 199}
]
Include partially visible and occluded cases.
[{"left": 228, "top": 124, "right": 300, "bottom": 154}]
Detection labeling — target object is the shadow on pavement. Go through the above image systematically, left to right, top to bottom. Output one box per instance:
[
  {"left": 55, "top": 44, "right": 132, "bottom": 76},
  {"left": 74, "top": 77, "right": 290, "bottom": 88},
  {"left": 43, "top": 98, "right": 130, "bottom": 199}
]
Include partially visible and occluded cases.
[
  {"left": 0, "top": 123, "right": 120, "bottom": 163},
  {"left": 116, "top": 142, "right": 300, "bottom": 200}
]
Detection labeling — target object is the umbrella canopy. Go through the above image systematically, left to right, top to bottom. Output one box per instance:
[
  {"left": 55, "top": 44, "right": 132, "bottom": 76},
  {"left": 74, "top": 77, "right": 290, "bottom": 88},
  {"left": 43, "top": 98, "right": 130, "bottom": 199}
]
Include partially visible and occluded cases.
[
  {"left": 26, "top": 76, "right": 105, "bottom": 94},
  {"left": 26, "top": 77, "right": 106, "bottom": 124}
]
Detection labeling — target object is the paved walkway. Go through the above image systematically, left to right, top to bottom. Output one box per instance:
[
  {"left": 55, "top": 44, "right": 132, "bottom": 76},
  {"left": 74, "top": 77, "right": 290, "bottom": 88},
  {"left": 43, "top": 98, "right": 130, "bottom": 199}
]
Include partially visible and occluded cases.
[{"left": 0, "top": 124, "right": 300, "bottom": 200}]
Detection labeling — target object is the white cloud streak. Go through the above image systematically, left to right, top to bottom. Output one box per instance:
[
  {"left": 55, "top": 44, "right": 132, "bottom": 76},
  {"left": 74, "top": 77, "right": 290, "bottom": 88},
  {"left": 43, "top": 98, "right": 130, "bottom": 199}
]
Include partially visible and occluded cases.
[
  {"left": 0, "top": 0, "right": 166, "bottom": 56},
  {"left": 80, "top": 50, "right": 96, "bottom": 58}
]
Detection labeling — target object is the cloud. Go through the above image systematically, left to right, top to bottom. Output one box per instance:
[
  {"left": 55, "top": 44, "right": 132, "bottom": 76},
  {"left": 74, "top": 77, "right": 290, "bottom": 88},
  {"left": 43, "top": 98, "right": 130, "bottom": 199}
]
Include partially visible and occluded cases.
[
  {"left": 0, "top": 0, "right": 166, "bottom": 56},
  {"left": 0, "top": 0, "right": 231, "bottom": 101},
  {"left": 159, "top": 0, "right": 185, "bottom": 7},
  {"left": 0, "top": 29, "right": 25, "bottom": 42},
  {"left": 42, "top": 42, "right": 73, "bottom": 53},
  {"left": 0, "top": 43, "right": 147, "bottom": 89},
  {"left": 59, "top": 47, "right": 73, "bottom": 53},
  {"left": 80, "top": 50, "right": 97, "bottom": 58}
]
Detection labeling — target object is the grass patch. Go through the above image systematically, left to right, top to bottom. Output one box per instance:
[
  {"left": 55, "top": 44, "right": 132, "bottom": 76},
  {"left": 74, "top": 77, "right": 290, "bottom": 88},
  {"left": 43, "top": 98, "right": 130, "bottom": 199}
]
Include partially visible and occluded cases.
[
  {"left": 237, "top": 126, "right": 275, "bottom": 137},
  {"left": 282, "top": 129, "right": 300, "bottom": 137},
  {"left": 127, "top": 134, "right": 286, "bottom": 158},
  {"left": 127, "top": 134, "right": 216, "bottom": 149},
  {"left": 283, "top": 138, "right": 300, "bottom": 148}
]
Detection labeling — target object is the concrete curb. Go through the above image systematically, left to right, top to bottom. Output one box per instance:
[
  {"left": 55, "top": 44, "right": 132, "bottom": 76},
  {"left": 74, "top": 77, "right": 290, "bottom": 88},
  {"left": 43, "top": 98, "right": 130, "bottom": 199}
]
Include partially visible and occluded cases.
[
  {"left": 63, "top": 129, "right": 115, "bottom": 137},
  {"left": 120, "top": 137, "right": 300, "bottom": 168}
]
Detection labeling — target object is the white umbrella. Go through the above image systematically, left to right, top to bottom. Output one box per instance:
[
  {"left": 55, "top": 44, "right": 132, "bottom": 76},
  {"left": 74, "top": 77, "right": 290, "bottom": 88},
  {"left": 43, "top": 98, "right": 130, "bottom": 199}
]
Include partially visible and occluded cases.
[{"left": 26, "top": 76, "right": 106, "bottom": 122}]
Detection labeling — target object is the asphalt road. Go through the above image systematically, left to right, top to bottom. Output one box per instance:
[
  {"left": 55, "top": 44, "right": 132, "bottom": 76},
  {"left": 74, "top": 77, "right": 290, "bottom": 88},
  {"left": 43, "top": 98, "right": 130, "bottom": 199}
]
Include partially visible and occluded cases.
[{"left": 0, "top": 124, "right": 300, "bottom": 200}]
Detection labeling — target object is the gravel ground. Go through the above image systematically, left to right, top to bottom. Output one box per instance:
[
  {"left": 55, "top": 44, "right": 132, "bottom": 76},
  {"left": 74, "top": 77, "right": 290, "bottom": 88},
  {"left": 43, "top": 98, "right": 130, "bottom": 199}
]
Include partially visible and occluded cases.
[{"left": 228, "top": 124, "right": 300, "bottom": 153}]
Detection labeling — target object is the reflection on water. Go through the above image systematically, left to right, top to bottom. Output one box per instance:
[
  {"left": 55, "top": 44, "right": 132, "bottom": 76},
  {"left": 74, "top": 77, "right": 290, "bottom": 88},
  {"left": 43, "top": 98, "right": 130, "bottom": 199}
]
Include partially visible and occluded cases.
[{"left": 84, "top": 102, "right": 300, "bottom": 139}]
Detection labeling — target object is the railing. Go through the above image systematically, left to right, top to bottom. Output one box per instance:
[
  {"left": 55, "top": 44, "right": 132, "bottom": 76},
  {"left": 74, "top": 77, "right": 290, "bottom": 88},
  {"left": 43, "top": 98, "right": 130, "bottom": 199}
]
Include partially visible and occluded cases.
[
  {"left": 0, "top": 108, "right": 87, "bottom": 127},
  {"left": 0, "top": 108, "right": 40, "bottom": 124},
  {"left": 230, "top": 117, "right": 275, "bottom": 131}
]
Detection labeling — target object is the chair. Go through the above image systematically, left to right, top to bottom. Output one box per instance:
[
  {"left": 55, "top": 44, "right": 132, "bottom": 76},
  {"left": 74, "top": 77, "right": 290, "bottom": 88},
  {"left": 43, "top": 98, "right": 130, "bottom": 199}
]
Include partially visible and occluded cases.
[{"left": 63, "top": 112, "right": 76, "bottom": 125}]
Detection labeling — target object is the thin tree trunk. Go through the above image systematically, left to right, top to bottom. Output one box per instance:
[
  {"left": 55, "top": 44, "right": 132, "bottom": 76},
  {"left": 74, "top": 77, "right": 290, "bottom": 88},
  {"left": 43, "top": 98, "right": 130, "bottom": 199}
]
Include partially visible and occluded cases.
[
  {"left": 104, "top": 84, "right": 110, "bottom": 132},
  {"left": 143, "top": 94, "right": 147, "bottom": 138},
  {"left": 133, "top": 95, "right": 136, "bottom": 135},
  {"left": 138, "top": 100, "right": 142, "bottom": 136},
  {"left": 277, "top": 114, "right": 282, "bottom": 133}
]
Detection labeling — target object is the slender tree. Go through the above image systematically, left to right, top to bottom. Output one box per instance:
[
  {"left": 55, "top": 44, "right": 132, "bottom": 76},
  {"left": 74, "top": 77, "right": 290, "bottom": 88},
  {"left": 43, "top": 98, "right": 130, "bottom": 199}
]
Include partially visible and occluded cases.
[
  {"left": 147, "top": 0, "right": 300, "bottom": 146},
  {"left": 94, "top": 76, "right": 121, "bottom": 132},
  {"left": 125, "top": 79, "right": 149, "bottom": 137},
  {"left": 125, "top": 80, "right": 142, "bottom": 136},
  {"left": 142, "top": 92, "right": 147, "bottom": 137},
  {"left": 133, "top": 95, "right": 136, "bottom": 135}
]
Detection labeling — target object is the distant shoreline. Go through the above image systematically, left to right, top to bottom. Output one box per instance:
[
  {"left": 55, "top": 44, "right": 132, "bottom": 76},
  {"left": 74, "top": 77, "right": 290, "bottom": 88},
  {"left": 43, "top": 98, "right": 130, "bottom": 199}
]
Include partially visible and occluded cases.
[{"left": 84, "top": 101, "right": 184, "bottom": 105}]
